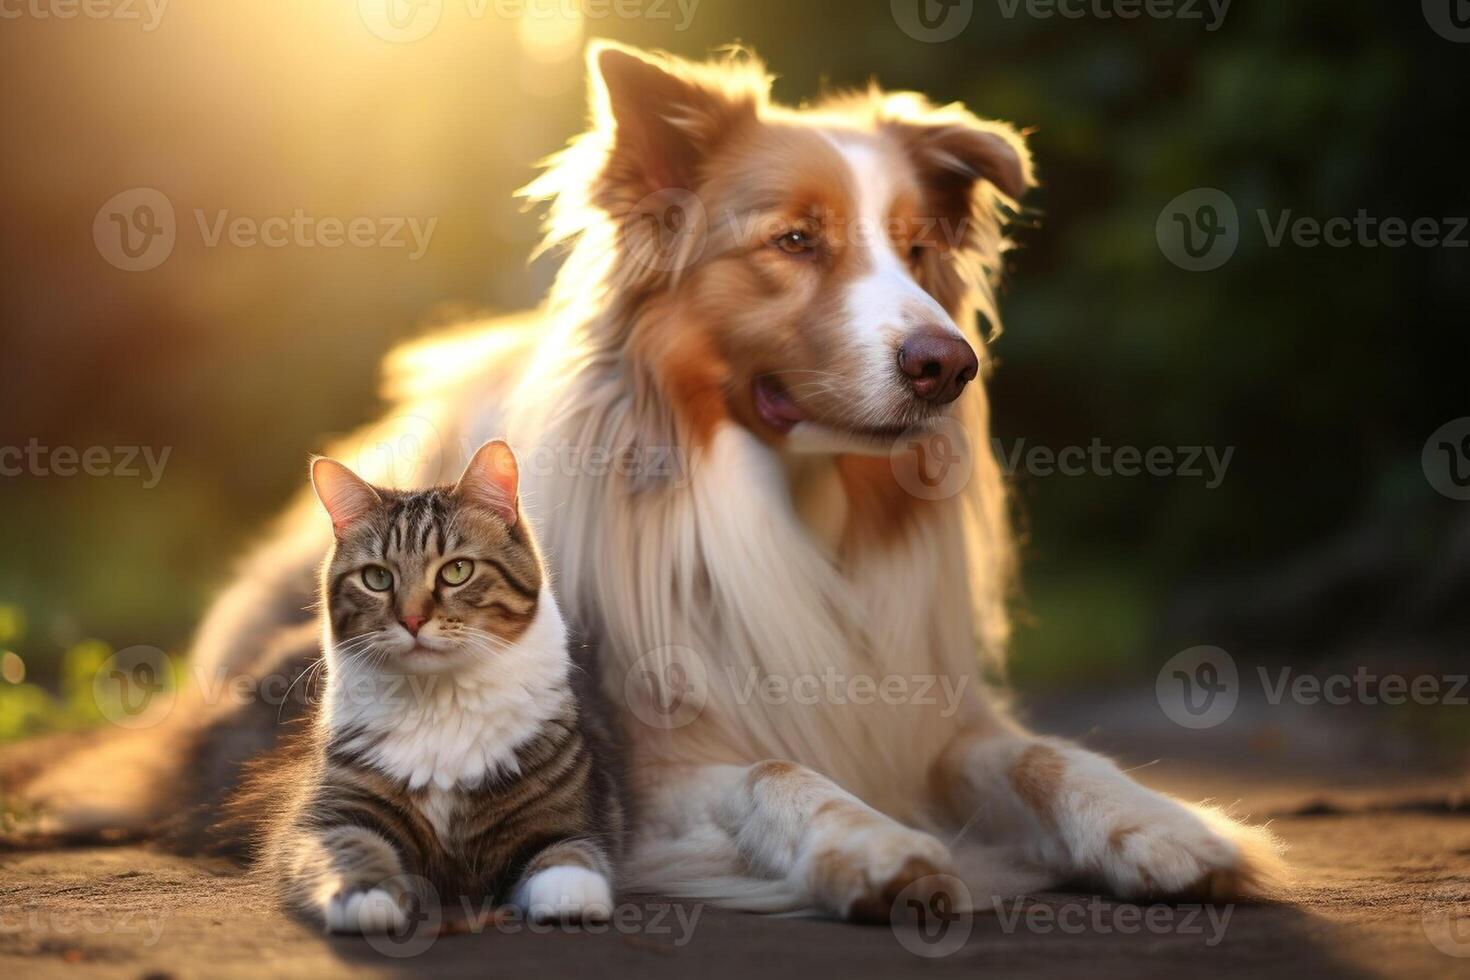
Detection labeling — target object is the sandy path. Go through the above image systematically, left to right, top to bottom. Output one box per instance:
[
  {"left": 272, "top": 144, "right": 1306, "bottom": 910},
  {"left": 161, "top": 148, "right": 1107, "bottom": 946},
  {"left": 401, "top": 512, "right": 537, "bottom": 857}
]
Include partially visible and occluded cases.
[{"left": 3, "top": 767, "right": 1467, "bottom": 980}]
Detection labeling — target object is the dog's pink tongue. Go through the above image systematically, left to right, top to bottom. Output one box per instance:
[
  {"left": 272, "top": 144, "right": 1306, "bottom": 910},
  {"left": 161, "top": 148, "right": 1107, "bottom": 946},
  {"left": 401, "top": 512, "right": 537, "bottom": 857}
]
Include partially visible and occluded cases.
[{"left": 754, "top": 376, "right": 805, "bottom": 433}]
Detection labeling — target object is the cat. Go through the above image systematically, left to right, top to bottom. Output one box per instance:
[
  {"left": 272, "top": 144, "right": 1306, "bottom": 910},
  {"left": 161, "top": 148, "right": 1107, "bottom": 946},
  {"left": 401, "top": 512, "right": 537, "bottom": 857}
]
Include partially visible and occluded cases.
[{"left": 232, "top": 439, "right": 624, "bottom": 934}]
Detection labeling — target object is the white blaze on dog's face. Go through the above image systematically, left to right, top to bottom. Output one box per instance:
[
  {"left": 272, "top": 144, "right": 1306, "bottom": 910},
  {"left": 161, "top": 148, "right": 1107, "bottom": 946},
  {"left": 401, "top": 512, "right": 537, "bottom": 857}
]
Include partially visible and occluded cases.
[
  {"left": 588, "top": 42, "right": 1031, "bottom": 453},
  {"left": 819, "top": 133, "right": 973, "bottom": 432}
]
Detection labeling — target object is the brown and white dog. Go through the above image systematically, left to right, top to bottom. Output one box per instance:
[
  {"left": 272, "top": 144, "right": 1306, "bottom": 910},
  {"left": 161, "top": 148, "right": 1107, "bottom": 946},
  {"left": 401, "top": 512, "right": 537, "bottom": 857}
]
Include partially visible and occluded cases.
[{"left": 22, "top": 41, "right": 1283, "bottom": 918}]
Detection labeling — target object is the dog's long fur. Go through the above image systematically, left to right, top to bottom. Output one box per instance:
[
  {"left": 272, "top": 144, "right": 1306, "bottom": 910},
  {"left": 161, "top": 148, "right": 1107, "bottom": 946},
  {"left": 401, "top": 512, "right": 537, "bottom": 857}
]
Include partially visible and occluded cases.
[{"left": 15, "top": 42, "right": 1285, "bottom": 916}]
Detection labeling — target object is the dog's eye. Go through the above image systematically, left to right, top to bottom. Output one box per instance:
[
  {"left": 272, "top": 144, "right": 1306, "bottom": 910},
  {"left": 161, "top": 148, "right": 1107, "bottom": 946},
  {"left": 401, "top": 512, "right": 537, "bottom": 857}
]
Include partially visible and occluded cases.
[
  {"left": 772, "top": 230, "right": 817, "bottom": 257},
  {"left": 909, "top": 243, "right": 927, "bottom": 264}
]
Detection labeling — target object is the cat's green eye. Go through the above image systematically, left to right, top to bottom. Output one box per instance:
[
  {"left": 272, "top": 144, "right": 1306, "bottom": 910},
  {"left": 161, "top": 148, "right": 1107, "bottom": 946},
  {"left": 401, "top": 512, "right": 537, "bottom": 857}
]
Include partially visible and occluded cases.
[
  {"left": 439, "top": 559, "right": 473, "bottom": 587},
  {"left": 362, "top": 565, "right": 394, "bottom": 592}
]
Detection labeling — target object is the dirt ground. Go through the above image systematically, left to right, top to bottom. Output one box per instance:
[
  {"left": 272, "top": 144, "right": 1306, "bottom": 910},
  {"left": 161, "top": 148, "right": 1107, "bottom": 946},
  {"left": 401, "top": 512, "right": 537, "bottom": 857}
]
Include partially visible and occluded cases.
[{"left": 3, "top": 751, "right": 1468, "bottom": 980}]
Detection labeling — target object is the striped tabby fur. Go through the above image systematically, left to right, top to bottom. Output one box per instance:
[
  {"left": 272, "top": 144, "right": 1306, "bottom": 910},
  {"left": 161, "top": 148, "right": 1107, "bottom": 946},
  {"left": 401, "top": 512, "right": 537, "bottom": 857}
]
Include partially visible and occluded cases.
[{"left": 233, "top": 440, "right": 624, "bottom": 933}]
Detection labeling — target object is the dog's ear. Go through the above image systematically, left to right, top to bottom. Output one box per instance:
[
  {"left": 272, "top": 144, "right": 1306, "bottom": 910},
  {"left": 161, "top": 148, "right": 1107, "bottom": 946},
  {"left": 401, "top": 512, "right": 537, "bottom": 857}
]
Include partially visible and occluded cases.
[
  {"left": 589, "top": 40, "right": 767, "bottom": 200},
  {"left": 879, "top": 97, "right": 1033, "bottom": 318},
  {"left": 883, "top": 98, "right": 1033, "bottom": 226},
  {"left": 904, "top": 122, "right": 1029, "bottom": 205}
]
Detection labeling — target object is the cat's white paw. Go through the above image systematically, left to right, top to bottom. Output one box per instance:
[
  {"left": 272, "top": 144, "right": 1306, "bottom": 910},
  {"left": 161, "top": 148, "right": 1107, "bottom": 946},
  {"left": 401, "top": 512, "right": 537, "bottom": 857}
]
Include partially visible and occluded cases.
[
  {"left": 513, "top": 866, "right": 613, "bottom": 922},
  {"left": 324, "top": 887, "right": 410, "bottom": 935}
]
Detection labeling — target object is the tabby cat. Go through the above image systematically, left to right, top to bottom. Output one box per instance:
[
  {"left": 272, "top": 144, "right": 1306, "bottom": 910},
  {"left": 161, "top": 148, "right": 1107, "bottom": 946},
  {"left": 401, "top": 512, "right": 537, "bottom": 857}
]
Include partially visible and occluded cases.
[{"left": 241, "top": 440, "right": 624, "bottom": 934}]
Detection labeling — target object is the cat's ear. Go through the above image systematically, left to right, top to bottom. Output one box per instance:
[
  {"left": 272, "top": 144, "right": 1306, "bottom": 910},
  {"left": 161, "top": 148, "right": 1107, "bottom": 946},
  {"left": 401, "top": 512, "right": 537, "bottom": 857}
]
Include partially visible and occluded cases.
[
  {"left": 454, "top": 440, "right": 520, "bottom": 527},
  {"left": 310, "top": 456, "right": 382, "bottom": 536}
]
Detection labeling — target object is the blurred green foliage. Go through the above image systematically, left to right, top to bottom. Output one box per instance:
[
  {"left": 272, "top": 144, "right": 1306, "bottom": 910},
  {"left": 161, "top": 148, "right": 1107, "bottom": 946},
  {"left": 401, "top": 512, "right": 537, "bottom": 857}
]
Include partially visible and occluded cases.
[{"left": 0, "top": 612, "right": 122, "bottom": 739}]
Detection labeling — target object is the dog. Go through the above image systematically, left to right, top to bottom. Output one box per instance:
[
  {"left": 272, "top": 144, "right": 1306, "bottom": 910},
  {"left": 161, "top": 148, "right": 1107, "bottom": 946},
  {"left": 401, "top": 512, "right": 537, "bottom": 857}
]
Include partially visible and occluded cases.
[{"left": 18, "top": 41, "right": 1283, "bottom": 918}]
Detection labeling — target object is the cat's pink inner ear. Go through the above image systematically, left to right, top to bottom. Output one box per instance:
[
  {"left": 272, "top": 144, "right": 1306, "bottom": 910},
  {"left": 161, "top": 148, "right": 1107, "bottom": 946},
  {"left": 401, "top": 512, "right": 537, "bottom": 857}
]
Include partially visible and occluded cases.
[
  {"left": 455, "top": 440, "right": 519, "bottom": 526},
  {"left": 310, "top": 457, "right": 381, "bottom": 534}
]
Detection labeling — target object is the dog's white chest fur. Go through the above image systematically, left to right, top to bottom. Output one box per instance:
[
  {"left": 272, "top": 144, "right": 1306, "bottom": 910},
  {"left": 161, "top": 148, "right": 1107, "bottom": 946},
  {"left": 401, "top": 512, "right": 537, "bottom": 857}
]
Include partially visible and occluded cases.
[{"left": 324, "top": 592, "right": 570, "bottom": 792}]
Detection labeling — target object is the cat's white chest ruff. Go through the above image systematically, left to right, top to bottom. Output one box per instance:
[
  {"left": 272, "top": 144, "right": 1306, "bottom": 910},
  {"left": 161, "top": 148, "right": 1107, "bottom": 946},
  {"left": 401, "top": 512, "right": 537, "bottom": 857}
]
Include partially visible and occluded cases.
[{"left": 326, "top": 594, "right": 571, "bottom": 791}]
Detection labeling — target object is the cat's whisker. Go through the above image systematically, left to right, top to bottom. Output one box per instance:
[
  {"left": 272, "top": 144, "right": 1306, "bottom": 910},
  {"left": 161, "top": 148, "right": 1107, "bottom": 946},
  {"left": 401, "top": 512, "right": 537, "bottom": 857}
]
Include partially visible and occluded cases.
[{"left": 277, "top": 655, "right": 327, "bottom": 722}]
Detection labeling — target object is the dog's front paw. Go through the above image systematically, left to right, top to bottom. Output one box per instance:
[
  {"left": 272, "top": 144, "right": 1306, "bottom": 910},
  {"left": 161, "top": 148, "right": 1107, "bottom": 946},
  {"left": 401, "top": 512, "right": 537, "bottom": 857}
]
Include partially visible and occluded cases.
[
  {"left": 1099, "top": 801, "right": 1286, "bottom": 902},
  {"left": 808, "top": 822, "right": 958, "bottom": 923},
  {"left": 513, "top": 866, "right": 613, "bottom": 922},
  {"left": 324, "top": 887, "right": 410, "bottom": 935}
]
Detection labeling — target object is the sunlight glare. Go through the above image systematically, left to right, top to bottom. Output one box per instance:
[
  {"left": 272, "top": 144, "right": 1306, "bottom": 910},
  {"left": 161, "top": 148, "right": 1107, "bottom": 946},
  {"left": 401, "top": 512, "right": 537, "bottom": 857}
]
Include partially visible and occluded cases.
[{"left": 516, "top": 2, "right": 585, "bottom": 64}]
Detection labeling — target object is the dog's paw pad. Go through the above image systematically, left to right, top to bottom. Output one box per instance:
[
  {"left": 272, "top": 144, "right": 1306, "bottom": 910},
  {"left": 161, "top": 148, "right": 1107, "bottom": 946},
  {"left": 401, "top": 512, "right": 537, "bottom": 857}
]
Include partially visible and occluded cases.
[
  {"left": 1103, "top": 809, "right": 1286, "bottom": 902},
  {"left": 811, "top": 826, "right": 957, "bottom": 923}
]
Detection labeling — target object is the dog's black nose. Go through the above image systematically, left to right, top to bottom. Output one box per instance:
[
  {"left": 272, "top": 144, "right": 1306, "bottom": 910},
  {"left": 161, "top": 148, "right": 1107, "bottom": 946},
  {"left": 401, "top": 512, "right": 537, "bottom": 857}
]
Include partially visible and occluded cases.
[{"left": 897, "top": 333, "right": 978, "bottom": 404}]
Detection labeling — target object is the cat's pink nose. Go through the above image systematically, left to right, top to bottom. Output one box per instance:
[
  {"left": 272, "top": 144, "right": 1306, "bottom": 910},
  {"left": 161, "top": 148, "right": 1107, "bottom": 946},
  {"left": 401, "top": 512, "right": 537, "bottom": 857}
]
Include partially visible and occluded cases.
[{"left": 399, "top": 614, "right": 426, "bottom": 636}]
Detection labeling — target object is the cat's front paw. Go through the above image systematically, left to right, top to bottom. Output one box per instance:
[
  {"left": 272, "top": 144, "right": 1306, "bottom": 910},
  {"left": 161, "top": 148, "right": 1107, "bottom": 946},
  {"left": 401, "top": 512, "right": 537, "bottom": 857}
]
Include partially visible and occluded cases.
[
  {"left": 513, "top": 866, "right": 613, "bottom": 922},
  {"left": 324, "top": 887, "right": 410, "bottom": 935}
]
